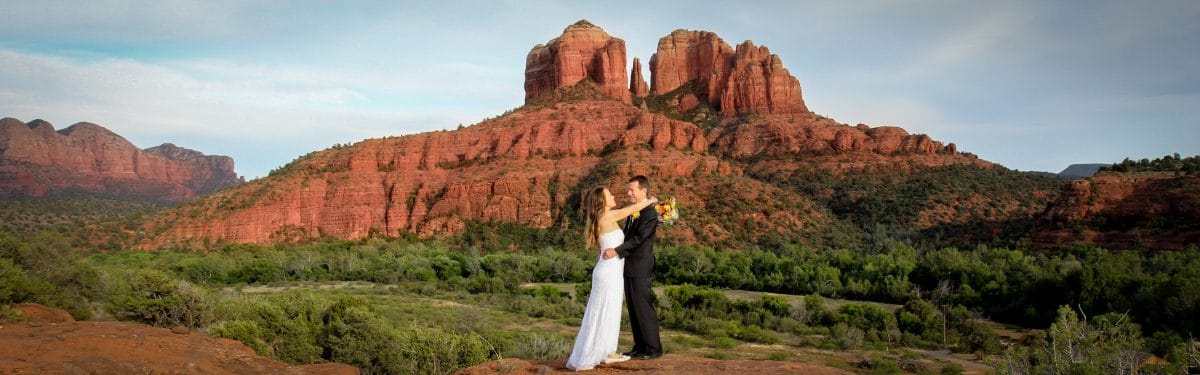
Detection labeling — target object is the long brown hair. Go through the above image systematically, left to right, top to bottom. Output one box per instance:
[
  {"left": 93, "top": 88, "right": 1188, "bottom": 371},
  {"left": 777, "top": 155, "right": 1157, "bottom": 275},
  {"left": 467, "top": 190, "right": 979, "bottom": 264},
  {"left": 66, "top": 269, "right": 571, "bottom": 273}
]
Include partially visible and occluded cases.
[{"left": 580, "top": 186, "right": 607, "bottom": 249}]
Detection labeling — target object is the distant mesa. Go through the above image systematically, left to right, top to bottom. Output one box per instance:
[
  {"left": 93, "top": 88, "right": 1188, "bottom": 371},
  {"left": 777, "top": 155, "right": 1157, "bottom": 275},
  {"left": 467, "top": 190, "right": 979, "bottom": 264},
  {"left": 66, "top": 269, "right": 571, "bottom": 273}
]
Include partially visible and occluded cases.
[
  {"left": 0, "top": 117, "right": 243, "bottom": 202},
  {"left": 1057, "top": 163, "right": 1108, "bottom": 179}
]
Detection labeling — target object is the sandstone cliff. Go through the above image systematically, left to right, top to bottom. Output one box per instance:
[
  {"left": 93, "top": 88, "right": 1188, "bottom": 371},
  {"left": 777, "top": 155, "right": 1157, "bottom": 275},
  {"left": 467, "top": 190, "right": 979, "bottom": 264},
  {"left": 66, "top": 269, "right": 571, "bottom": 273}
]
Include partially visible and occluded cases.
[{"left": 0, "top": 117, "right": 242, "bottom": 202}]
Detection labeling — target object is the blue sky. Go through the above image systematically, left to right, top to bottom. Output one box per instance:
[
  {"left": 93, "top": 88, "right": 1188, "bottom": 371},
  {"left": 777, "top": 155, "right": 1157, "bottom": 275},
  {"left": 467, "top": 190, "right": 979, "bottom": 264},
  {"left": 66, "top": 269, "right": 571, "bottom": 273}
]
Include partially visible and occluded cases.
[{"left": 1, "top": 0, "right": 1197, "bottom": 179}]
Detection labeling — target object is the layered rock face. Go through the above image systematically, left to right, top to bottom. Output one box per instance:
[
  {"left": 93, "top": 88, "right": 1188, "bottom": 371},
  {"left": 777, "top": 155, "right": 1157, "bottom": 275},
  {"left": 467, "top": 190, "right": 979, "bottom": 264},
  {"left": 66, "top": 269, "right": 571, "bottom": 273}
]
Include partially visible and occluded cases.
[
  {"left": 525, "top": 20, "right": 631, "bottom": 104},
  {"left": 649, "top": 30, "right": 808, "bottom": 116},
  {"left": 0, "top": 117, "right": 242, "bottom": 202},
  {"left": 1034, "top": 173, "right": 1200, "bottom": 250}
]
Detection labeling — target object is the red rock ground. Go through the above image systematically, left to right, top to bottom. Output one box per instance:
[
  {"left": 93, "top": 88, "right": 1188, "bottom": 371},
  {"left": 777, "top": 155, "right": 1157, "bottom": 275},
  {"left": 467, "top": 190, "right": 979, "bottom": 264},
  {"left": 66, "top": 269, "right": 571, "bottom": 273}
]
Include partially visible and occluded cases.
[
  {"left": 0, "top": 303, "right": 358, "bottom": 375},
  {"left": 455, "top": 356, "right": 853, "bottom": 375}
]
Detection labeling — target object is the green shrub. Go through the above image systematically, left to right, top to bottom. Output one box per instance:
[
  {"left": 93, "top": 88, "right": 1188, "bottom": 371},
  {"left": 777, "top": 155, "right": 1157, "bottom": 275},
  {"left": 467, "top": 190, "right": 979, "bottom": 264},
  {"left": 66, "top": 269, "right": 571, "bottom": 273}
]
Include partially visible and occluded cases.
[
  {"left": 1, "top": 232, "right": 102, "bottom": 319},
  {"left": 178, "top": 256, "right": 235, "bottom": 284},
  {"left": 0, "top": 258, "right": 37, "bottom": 303},
  {"left": 108, "top": 269, "right": 214, "bottom": 328},
  {"left": 574, "top": 282, "right": 591, "bottom": 302},
  {"left": 521, "top": 285, "right": 568, "bottom": 303},
  {"left": 218, "top": 294, "right": 327, "bottom": 363},
  {"left": 760, "top": 295, "right": 791, "bottom": 316},
  {"left": 318, "top": 296, "right": 493, "bottom": 374},
  {"left": 320, "top": 297, "right": 404, "bottom": 373},
  {"left": 0, "top": 304, "right": 25, "bottom": 323},
  {"left": 211, "top": 319, "right": 270, "bottom": 354},
  {"left": 832, "top": 323, "right": 865, "bottom": 349},
  {"left": 733, "top": 324, "right": 780, "bottom": 344},
  {"left": 396, "top": 325, "right": 494, "bottom": 374},
  {"left": 505, "top": 332, "right": 569, "bottom": 360},
  {"left": 669, "top": 334, "right": 707, "bottom": 349},
  {"left": 714, "top": 336, "right": 738, "bottom": 349},
  {"left": 707, "top": 351, "right": 732, "bottom": 360},
  {"left": 768, "top": 351, "right": 788, "bottom": 361},
  {"left": 870, "top": 356, "right": 902, "bottom": 375},
  {"left": 940, "top": 363, "right": 965, "bottom": 375}
]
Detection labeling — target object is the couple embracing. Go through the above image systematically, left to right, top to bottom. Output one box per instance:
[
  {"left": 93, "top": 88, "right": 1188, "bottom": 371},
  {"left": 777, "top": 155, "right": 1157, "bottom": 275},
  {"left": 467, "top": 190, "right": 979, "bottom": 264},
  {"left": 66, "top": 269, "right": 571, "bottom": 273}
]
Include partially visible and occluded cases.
[{"left": 565, "top": 175, "right": 663, "bottom": 371}]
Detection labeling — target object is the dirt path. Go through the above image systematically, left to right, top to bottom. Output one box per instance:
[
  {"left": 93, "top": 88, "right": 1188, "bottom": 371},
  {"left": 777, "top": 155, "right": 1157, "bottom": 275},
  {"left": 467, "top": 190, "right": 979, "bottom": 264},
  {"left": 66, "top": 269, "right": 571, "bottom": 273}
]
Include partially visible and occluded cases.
[{"left": 909, "top": 349, "right": 995, "bottom": 374}]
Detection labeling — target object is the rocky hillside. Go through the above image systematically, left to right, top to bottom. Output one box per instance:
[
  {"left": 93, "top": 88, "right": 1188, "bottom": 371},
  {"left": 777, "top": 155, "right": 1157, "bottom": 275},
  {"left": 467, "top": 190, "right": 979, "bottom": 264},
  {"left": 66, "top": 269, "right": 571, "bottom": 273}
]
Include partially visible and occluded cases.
[
  {"left": 137, "top": 21, "right": 1052, "bottom": 250},
  {"left": 0, "top": 117, "right": 243, "bottom": 203},
  {"left": 1034, "top": 172, "right": 1200, "bottom": 250},
  {"left": 0, "top": 303, "right": 356, "bottom": 374}
]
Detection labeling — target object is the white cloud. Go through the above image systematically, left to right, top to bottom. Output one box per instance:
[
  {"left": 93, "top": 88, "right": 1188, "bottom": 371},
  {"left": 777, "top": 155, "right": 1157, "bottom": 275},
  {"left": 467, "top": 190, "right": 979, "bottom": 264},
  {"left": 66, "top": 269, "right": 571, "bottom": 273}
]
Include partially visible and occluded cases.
[
  {"left": 0, "top": 0, "right": 251, "bottom": 42},
  {"left": 1, "top": 0, "right": 1196, "bottom": 178},
  {"left": 0, "top": 47, "right": 505, "bottom": 179}
]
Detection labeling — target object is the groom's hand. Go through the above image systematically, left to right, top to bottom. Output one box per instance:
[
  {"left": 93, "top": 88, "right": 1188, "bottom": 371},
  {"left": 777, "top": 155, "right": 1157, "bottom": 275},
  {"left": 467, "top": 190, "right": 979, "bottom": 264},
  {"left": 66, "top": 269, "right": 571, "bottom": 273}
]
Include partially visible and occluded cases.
[{"left": 602, "top": 248, "right": 617, "bottom": 260}]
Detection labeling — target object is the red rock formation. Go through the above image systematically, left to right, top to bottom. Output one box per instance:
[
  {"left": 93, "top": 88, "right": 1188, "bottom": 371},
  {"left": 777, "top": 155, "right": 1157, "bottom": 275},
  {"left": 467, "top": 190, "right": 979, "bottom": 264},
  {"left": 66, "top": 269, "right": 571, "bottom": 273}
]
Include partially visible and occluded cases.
[
  {"left": 525, "top": 20, "right": 630, "bottom": 104},
  {"left": 136, "top": 22, "right": 1000, "bottom": 249},
  {"left": 648, "top": 30, "right": 807, "bottom": 116},
  {"left": 650, "top": 30, "right": 732, "bottom": 101},
  {"left": 719, "top": 41, "right": 808, "bottom": 116},
  {"left": 630, "top": 57, "right": 649, "bottom": 97},
  {"left": 138, "top": 87, "right": 739, "bottom": 247},
  {"left": 710, "top": 113, "right": 981, "bottom": 162},
  {"left": 0, "top": 117, "right": 242, "bottom": 202},
  {"left": 1034, "top": 173, "right": 1200, "bottom": 250},
  {"left": 1, "top": 303, "right": 357, "bottom": 375}
]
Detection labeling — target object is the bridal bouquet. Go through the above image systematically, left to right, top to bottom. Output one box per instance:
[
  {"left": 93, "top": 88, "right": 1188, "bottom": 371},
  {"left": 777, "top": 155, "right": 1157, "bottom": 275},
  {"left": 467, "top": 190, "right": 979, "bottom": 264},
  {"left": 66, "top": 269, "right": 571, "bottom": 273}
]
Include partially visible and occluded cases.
[
  {"left": 631, "top": 196, "right": 678, "bottom": 226},
  {"left": 654, "top": 197, "right": 679, "bottom": 226}
]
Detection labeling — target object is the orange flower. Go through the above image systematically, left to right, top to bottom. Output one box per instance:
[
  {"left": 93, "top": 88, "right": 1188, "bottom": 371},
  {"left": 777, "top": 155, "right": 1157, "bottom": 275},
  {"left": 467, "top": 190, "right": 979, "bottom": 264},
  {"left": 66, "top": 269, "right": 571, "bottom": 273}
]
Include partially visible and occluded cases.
[
  {"left": 631, "top": 197, "right": 680, "bottom": 225},
  {"left": 655, "top": 197, "right": 679, "bottom": 226}
]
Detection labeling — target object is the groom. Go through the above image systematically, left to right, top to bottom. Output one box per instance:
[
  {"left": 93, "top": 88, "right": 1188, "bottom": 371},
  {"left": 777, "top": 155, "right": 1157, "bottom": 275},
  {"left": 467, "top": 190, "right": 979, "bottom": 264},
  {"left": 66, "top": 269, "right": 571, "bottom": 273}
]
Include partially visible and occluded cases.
[{"left": 602, "top": 175, "right": 662, "bottom": 360}]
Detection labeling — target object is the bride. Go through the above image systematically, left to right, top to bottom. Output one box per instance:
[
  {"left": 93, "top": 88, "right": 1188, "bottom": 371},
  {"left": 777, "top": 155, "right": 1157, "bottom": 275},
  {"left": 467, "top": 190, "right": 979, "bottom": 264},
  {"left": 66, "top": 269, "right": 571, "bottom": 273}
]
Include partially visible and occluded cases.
[{"left": 565, "top": 187, "right": 657, "bottom": 371}]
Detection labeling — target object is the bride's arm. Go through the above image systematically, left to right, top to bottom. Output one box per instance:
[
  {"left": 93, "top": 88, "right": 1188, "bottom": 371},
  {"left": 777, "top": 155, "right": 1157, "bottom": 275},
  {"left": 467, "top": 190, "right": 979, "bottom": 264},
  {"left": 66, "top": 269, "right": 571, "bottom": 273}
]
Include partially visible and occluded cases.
[{"left": 602, "top": 196, "right": 658, "bottom": 224}]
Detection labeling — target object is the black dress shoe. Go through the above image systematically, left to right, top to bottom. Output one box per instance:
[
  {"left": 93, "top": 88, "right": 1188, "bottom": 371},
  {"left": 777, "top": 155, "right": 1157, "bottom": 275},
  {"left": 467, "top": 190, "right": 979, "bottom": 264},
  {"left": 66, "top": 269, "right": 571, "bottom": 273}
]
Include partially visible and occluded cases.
[
  {"left": 622, "top": 350, "right": 642, "bottom": 357},
  {"left": 636, "top": 352, "right": 662, "bottom": 360}
]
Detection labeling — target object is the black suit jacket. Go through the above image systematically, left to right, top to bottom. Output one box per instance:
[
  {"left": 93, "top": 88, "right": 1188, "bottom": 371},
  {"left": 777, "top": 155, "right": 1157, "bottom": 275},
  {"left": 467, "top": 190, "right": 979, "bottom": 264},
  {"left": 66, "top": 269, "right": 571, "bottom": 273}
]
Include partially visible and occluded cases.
[{"left": 616, "top": 205, "right": 659, "bottom": 278}]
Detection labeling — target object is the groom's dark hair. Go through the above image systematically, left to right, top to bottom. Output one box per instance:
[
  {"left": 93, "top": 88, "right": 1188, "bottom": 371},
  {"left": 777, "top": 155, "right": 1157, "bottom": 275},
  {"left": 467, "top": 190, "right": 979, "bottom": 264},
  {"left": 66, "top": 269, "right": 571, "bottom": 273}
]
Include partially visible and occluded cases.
[{"left": 629, "top": 175, "right": 650, "bottom": 191}]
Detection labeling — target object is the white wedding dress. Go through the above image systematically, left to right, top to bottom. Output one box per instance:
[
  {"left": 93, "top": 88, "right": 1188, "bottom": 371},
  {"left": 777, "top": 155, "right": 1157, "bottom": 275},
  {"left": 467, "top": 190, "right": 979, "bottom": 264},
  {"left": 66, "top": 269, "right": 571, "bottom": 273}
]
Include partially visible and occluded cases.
[{"left": 565, "top": 229, "right": 626, "bottom": 371}]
